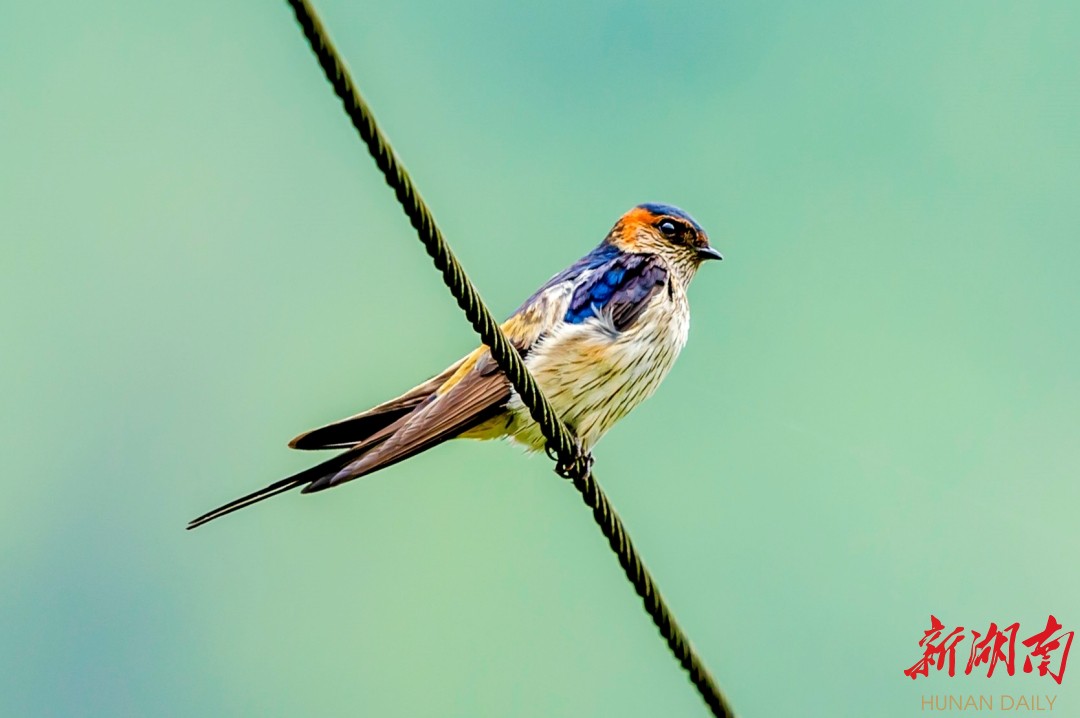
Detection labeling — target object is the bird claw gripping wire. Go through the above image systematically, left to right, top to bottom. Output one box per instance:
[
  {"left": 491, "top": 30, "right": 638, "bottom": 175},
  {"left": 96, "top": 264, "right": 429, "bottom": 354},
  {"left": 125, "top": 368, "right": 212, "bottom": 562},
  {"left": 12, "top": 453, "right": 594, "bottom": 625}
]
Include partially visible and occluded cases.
[{"left": 547, "top": 439, "right": 594, "bottom": 479}]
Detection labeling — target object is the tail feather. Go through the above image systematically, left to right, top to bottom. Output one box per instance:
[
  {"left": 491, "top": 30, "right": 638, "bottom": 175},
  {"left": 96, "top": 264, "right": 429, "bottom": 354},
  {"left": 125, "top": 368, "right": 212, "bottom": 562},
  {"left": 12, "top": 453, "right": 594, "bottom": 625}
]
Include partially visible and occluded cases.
[
  {"left": 189, "top": 346, "right": 515, "bottom": 530},
  {"left": 287, "top": 361, "right": 466, "bottom": 451},
  {"left": 288, "top": 407, "right": 413, "bottom": 451},
  {"left": 186, "top": 449, "right": 362, "bottom": 530}
]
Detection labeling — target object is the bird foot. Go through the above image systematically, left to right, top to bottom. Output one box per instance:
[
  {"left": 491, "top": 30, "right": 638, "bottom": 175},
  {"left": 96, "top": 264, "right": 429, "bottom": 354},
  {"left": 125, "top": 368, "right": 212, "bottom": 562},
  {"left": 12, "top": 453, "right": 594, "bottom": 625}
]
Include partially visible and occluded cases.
[{"left": 550, "top": 438, "right": 594, "bottom": 479}]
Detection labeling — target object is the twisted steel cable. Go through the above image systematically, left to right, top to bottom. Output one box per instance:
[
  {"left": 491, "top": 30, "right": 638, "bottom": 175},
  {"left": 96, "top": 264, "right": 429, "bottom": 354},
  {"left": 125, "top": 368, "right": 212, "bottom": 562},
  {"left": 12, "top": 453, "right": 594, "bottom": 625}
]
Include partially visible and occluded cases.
[{"left": 285, "top": 2, "right": 735, "bottom": 715}]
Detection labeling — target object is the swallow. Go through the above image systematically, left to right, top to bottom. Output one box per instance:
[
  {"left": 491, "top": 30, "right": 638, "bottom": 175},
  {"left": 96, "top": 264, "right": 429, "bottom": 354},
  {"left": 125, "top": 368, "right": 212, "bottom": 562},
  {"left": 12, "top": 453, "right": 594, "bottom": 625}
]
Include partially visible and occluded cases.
[{"left": 188, "top": 203, "right": 722, "bottom": 528}]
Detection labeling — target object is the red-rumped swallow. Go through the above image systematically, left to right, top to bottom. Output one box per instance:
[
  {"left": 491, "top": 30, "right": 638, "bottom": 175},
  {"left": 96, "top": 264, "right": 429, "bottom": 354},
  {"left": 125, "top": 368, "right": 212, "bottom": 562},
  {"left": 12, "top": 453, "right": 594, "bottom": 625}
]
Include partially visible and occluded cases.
[{"left": 189, "top": 203, "right": 721, "bottom": 528}]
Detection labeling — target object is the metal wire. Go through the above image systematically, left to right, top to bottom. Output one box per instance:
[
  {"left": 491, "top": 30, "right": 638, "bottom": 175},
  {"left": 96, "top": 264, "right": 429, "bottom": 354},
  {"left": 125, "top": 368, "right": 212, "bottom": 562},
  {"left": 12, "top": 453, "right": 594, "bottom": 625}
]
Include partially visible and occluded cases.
[{"left": 285, "top": 2, "right": 735, "bottom": 715}]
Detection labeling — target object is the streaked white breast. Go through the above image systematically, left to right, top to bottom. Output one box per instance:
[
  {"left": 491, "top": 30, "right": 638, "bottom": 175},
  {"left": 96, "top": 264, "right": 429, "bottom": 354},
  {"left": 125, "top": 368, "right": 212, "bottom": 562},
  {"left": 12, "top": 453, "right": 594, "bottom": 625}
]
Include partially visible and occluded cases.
[{"left": 506, "top": 280, "right": 690, "bottom": 451}]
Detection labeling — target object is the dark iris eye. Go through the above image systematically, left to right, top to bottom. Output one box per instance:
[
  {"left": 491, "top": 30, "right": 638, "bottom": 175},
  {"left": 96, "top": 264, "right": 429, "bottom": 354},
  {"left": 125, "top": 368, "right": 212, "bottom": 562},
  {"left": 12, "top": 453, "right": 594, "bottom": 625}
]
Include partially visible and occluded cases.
[{"left": 659, "top": 220, "right": 678, "bottom": 238}]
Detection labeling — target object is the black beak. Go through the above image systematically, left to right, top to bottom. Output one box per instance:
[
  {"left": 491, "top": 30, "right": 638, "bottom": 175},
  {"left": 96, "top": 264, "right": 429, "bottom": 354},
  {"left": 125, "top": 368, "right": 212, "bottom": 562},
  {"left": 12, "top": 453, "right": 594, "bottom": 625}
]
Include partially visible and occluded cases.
[{"left": 696, "top": 245, "right": 724, "bottom": 262}]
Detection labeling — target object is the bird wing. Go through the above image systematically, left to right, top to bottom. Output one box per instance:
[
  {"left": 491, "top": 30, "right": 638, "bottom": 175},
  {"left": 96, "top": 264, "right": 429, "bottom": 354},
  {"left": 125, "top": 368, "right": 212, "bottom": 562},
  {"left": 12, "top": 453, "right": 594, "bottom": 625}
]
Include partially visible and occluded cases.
[
  {"left": 289, "top": 250, "right": 591, "bottom": 454},
  {"left": 563, "top": 252, "right": 669, "bottom": 331},
  {"left": 301, "top": 280, "right": 577, "bottom": 492},
  {"left": 301, "top": 349, "right": 508, "bottom": 491},
  {"left": 288, "top": 358, "right": 468, "bottom": 450}
]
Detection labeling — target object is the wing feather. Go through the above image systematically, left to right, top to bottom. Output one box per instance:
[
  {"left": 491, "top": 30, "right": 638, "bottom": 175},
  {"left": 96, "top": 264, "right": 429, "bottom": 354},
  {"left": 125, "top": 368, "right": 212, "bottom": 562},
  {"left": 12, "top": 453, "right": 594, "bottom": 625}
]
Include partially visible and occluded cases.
[
  {"left": 565, "top": 253, "right": 668, "bottom": 331},
  {"left": 302, "top": 277, "right": 582, "bottom": 493},
  {"left": 303, "top": 351, "right": 511, "bottom": 491},
  {"left": 288, "top": 357, "right": 467, "bottom": 450}
]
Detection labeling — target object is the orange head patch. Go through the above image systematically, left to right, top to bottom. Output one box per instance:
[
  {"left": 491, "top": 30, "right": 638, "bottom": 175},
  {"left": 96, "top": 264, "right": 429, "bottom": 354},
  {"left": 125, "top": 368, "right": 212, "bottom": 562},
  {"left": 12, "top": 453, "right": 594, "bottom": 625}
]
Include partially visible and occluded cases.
[{"left": 607, "top": 203, "right": 711, "bottom": 254}]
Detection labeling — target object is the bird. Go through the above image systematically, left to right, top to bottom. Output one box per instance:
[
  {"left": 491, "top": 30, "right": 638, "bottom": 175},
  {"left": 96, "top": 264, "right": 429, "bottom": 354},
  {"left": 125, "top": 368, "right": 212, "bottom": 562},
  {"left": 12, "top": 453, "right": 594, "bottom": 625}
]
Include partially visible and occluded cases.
[{"left": 188, "top": 203, "right": 722, "bottom": 529}]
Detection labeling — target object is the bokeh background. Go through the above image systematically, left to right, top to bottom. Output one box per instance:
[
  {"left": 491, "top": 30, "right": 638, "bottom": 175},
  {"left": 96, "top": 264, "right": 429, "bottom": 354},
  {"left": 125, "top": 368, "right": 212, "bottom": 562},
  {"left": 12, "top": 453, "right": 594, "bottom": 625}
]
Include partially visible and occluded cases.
[{"left": 3, "top": 2, "right": 1078, "bottom": 716}]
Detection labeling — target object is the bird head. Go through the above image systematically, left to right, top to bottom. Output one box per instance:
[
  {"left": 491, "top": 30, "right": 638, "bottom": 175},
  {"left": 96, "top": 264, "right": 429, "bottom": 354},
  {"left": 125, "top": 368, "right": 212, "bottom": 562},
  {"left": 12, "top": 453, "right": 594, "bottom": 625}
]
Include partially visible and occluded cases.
[{"left": 605, "top": 203, "right": 722, "bottom": 282}]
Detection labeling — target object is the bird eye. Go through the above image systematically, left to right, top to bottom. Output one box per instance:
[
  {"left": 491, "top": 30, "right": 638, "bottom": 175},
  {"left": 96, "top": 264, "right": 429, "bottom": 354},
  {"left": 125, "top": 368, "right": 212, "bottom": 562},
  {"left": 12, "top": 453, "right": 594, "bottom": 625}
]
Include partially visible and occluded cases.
[{"left": 659, "top": 220, "right": 678, "bottom": 238}]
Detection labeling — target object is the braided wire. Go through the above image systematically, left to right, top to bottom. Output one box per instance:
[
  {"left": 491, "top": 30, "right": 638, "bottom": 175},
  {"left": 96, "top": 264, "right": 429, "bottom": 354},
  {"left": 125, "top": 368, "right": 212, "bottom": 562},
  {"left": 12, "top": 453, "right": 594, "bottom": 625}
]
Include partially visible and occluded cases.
[
  {"left": 285, "top": 0, "right": 575, "bottom": 463},
  {"left": 285, "top": 2, "right": 734, "bottom": 715}
]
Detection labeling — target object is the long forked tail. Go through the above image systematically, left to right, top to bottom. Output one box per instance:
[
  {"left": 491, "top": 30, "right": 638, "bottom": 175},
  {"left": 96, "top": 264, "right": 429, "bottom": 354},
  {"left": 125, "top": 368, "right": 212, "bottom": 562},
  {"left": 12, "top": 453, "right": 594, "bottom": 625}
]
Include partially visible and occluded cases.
[
  {"left": 188, "top": 347, "right": 513, "bottom": 530},
  {"left": 186, "top": 450, "right": 360, "bottom": 530}
]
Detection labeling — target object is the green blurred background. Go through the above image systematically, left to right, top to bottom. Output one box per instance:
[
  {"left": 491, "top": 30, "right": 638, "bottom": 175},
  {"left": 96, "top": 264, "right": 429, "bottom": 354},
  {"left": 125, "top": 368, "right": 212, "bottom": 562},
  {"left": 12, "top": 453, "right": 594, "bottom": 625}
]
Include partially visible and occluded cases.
[{"left": 3, "top": 2, "right": 1078, "bottom": 716}]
